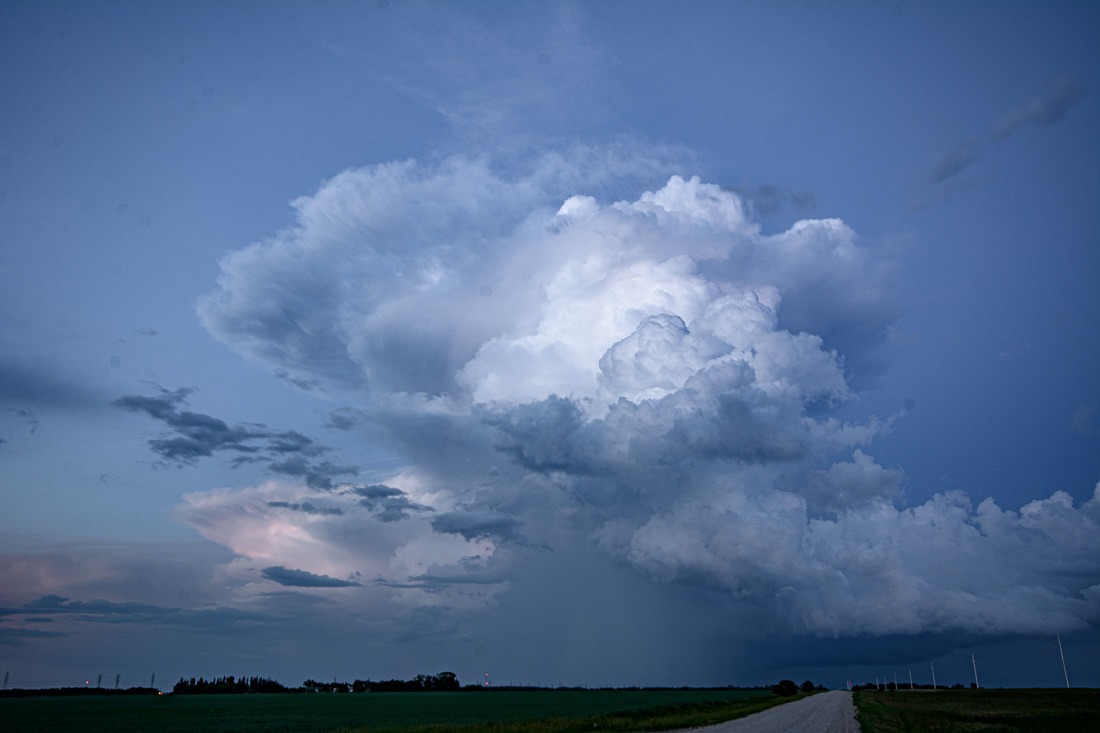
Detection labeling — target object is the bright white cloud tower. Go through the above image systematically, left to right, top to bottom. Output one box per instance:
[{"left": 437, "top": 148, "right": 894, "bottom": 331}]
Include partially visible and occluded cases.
[{"left": 193, "top": 153, "right": 1100, "bottom": 642}]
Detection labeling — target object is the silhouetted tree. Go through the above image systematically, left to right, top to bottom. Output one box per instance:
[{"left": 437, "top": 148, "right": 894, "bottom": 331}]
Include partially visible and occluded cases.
[
  {"left": 173, "top": 675, "right": 287, "bottom": 694},
  {"left": 772, "top": 679, "right": 798, "bottom": 696}
]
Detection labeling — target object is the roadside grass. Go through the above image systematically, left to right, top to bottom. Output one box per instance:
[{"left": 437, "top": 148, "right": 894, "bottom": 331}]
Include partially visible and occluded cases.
[
  {"left": 0, "top": 688, "right": 799, "bottom": 733},
  {"left": 854, "top": 688, "right": 1100, "bottom": 733}
]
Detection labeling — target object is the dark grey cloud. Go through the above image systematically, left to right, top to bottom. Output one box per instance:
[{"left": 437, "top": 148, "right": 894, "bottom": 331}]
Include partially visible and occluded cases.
[
  {"left": 991, "top": 77, "right": 1085, "bottom": 140},
  {"left": 114, "top": 386, "right": 357, "bottom": 487},
  {"left": 116, "top": 388, "right": 272, "bottom": 461},
  {"left": 488, "top": 396, "right": 595, "bottom": 475},
  {"left": 325, "top": 407, "right": 366, "bottom": 431},
  {"left": 266, "top": 430, "right": 324, "bottom": 455},
  {"left": 268, "top": 455, "right": 358, "bottom": 490},
  {"left": 350, "top": 484, "right": 430, "bottom": 522},
  {"left": 352, "top": 484, "right": 405, "bottom": 500},
  {"left": 267, "top": 501, "right": 344, "bottom": 516},
  {"left": 431, "top": 510, "right": 523, "bottom": 542},
  {"left": 260, "top": 566, "right": 360, "bottom": 588},
  {"left": 376, "top": 568, "right": 508, "bottom": 592},
  {"left": 0, "top": 626, "right": 68, "bottom": 645}
]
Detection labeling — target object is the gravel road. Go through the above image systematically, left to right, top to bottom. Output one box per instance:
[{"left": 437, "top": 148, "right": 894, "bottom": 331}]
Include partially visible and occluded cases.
[{"left": 662, "top": 690, "right": 860, "bottom": 733}]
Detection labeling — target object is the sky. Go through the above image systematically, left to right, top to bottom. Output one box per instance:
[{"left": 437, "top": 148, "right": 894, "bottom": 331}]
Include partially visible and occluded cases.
[{"left": 1, "top": 0, "right": 1098, "bottom": 691}]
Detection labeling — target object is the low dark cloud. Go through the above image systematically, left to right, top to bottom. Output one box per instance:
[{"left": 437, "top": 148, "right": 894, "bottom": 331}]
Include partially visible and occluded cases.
[
  {"left": 113, "top": 386, "right": 357, "bottom": 487},
  {"left": 325, "top": 407, "right": 366, "bottom": 431},
  {"left": 268, "top": 456, "right": 358, "bottom": 490},
  {"left": 350, "top": 484, "right": 430, "bottom": 522},
  {"left": 267, "top": 501, "right": 344, "bottom": 516},
  {"left": 431, "top": 510, "right": 523, "bottom": 542},
  {"left": 261, "top": 566, "right": 360, "bottom": 587},
  {"left": 375, "top": 569, "right": 508, "bottom": 592},
  {"left": 0, "top": 627, "right": 68, "bottom": 645}
]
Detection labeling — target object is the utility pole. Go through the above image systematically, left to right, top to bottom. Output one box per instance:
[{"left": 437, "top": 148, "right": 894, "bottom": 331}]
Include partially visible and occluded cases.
[
  {"left": 1057, "top": 633, "right": 1070, "bottom": 688},
  {"left": 971, "top": 655, "right": 980, "bottom": 688},
  {"left": 930, "top": 661, "right": 937, "bottom": 690},
  {"left": 909, "top": 669, "right": 914, "bottom": 690},
  {"left": 3, "top": 671, "right": 8, "bottom": 690},
  {"left": 114, "top": 673, "right": 120, "bottom": 690},
  {"left": 96, "top": 674, "right": 102, "bottom": 689}
]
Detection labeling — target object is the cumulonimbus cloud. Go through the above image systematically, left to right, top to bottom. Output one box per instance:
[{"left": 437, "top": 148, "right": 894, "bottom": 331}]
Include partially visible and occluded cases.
[{"left": 191, "top": 151, "right": 1100, "bottom": 641}]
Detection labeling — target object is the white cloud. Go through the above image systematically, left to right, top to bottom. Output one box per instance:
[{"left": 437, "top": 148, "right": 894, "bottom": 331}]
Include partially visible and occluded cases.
[
  {"left": 192, "top": 151, "right": 1100, "bottom": 643},
  {"left": 175, "top": 480, "right": 504, "bottom": 612}
]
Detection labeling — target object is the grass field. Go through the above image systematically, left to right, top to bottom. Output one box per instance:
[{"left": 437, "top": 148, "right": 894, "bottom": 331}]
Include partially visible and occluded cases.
[
  {"left": 0, "top": 688, "right": 794, "bottom": 733},
  {"left": 854, "top": 688, "right": 1100, "bottom": 733}
]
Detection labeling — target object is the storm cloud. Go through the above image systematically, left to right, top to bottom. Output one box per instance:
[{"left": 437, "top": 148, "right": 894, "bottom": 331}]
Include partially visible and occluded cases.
[{"left": 188, "top": 153, "right": 1100, "bottom": 651}]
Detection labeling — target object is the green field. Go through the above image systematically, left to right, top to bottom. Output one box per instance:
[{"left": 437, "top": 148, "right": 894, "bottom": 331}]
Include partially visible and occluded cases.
[
  {"left": 854, "top": 688, "right": 1100, "bottom": 733},
  {"left": 0, "top": 689, "right": 791, "bottom": 733}
]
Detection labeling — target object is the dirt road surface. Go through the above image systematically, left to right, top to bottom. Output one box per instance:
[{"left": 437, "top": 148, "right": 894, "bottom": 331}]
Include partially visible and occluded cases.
[{"left": 663, "top": 690, "right": 860, "bottom": 733}]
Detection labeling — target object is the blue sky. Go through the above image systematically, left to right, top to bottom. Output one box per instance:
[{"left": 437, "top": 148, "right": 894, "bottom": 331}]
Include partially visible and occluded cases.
[{"left": 2, "top": 1, "right": 1098, "bottom": 691}]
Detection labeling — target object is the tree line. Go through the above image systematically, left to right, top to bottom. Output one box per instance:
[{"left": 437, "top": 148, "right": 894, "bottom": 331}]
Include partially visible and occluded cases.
[
  {"left": 172, "top": 671, "right": 461, "bottom": 694},
  {"left": 5, "top": 674, "right": 818, "bottom": 697},
  {"left": 172, "top": 676, "right": 289, "bottom": 694}
]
